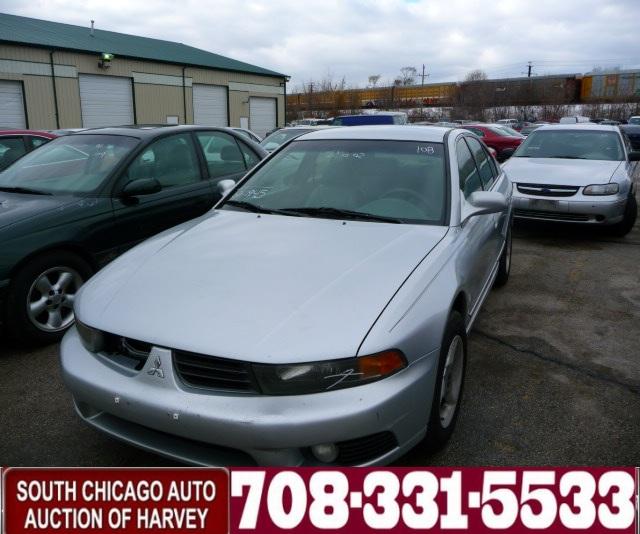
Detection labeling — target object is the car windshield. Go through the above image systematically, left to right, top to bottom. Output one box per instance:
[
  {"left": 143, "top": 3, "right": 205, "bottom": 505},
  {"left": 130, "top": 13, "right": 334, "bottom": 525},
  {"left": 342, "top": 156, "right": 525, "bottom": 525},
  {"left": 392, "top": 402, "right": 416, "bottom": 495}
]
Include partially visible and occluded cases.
[
  {"left": 628, "top": 117, "right": 640, "bottom": 125},
  {"left": 260, "top": 129, "right": 311, "bottom": 151},
  {"left": 513, "top": 130, "right": 624, "bottom": 161},
  {"left": 0, "top": 134, "right": 138, "bottom": 195},
  {"left": 223, "top": 139, "right": 447, "bottom": 225}
]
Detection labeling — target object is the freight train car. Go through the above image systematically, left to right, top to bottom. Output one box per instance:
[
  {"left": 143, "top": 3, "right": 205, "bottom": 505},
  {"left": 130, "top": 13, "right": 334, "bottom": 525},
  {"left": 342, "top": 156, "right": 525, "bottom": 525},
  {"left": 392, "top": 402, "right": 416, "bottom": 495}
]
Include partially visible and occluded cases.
[
  {"left": 290, "top": 70, "right": 640, "bottom": 113},
  {"left": 581, "top": 70, "right": 640, "bottom": 101}
]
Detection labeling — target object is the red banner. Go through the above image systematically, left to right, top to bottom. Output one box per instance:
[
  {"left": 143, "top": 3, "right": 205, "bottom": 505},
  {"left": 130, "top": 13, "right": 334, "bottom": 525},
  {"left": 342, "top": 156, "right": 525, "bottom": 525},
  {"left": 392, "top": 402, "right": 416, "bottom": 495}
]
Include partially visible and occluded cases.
[
  {"left": 2, "top": 467, "right": 638, "bottom": 533},
  {"left": 2, "top": 468, "right": 229, "bottom": 533}
]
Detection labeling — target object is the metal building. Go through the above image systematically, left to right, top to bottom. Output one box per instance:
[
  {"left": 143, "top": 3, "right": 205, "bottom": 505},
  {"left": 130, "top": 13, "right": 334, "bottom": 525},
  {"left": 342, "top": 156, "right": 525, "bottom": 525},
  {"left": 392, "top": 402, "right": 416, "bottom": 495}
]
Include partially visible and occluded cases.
[{"left": 0, "top": 13, "right": 287, "bottom": 137}]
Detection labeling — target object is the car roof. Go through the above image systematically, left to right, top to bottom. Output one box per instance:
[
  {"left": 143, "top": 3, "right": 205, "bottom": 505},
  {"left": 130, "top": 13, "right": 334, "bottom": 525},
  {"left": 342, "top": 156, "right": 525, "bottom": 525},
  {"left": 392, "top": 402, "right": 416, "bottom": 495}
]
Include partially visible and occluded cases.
[
  {"left": 535, "top": 123, "right": 620, "bottom": 132},
  {"left": 73, "top": 124, "right": 239, "bottom": 139},
  {"left": 295, "top": 125, "right": 454, "bottom": 142},
  {"left": 273, "top": 126, "right": 334, "bottom": 131},
  {"left": 0, "top": 129, "right": 56, "bottom": 137}
]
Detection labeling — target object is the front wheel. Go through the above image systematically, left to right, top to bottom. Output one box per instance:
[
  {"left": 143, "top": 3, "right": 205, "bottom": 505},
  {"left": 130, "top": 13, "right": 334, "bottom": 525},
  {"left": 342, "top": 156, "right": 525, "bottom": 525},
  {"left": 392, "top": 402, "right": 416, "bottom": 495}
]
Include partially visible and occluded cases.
[
  {"left": 609, "top": 194, "right": 637, "bottom": 237},
  {"left": 494, "top": 222, "right": 512, "bottom": 288},
  {"left": 5, "top": 251, "right": 93, "bottom": 345},
  {"left": 423, "top": 311, "right": 467, "bottom": 451}
]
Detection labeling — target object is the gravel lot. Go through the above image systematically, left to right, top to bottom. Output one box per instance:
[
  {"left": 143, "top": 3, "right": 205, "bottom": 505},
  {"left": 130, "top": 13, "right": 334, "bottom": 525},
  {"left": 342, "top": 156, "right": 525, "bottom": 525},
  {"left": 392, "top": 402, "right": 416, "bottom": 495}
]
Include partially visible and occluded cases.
[{"left": 1, "top": 181, "right": 638, "bottom": 466}]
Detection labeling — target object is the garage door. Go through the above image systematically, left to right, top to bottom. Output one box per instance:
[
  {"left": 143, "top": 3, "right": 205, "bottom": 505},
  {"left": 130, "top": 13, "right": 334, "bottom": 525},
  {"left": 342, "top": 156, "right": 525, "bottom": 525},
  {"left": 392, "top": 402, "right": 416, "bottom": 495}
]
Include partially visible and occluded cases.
[
  {"left": 79, "top": 74, "right": 134, "bottom": 128},
  {"left": 0, "top": 80, "right": 26, "bottom": 129},
  {"left": 193, "top": 84, "right": 228, "bottom": 127},
  {"left": 250, "top": 97, "right": 277, "bottom": 138}
]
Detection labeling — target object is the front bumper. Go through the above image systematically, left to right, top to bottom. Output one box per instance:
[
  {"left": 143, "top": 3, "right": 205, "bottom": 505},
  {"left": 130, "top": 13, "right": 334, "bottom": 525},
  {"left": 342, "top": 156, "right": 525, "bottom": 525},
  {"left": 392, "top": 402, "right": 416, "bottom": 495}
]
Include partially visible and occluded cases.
[
  {"left": 512, "top": 188, "right": 627, "bottom": 224},
  {"left": 60, "top": 327, "right": 438, "bottom": 466}
]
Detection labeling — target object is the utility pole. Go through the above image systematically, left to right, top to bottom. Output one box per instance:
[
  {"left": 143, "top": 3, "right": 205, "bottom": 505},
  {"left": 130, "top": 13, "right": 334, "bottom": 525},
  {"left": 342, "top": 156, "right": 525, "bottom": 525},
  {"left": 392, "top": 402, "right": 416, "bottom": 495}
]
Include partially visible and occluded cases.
[
  {"left": 527, "top": 61, "right": 533, "bottom": 78},
  {"left": 421, "top": 64, "right": 426, "bottom": 86},
  {"left": 308, "top": 81, "right": 314, "bottom": 115}
]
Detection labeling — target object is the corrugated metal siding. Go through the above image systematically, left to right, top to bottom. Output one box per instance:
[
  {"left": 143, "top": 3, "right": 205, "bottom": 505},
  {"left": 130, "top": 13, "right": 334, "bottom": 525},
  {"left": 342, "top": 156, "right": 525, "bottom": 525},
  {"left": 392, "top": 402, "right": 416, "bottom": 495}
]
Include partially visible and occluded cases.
[
  {"left": 0, "top": 45, "right": 284, "bottom": 129},
  {"left": 23, "top": 75, "right": 56, "bottom": 129},
  {"left": 55, "top": 77, "right": 82, "bottom": 127},
  {"left": 135, "top": 84, "right": 187, "bottom": 124}
]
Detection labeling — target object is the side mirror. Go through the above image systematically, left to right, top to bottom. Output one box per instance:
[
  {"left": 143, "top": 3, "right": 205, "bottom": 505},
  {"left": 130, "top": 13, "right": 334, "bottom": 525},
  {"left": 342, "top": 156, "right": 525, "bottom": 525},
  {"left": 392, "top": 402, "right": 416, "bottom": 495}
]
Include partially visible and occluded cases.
[
  {"left": 629, "top": 151, "right": 640, "bottom": 161},
  {"left": 121, "top": 178, "right": 161, "bottom": 197},
  {"left": 217, "top": 179, "right": 236, "bottom": 197},
  {"left": 461, "top": 191, "right": 507, "bottom": 224}
]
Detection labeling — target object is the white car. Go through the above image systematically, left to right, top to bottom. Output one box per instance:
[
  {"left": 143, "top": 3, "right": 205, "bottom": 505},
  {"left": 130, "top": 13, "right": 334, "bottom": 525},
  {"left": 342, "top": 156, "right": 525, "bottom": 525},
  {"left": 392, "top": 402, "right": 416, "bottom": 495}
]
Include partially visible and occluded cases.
[{"left": 504, "top": 124, "right": 639, "bottom": 235}]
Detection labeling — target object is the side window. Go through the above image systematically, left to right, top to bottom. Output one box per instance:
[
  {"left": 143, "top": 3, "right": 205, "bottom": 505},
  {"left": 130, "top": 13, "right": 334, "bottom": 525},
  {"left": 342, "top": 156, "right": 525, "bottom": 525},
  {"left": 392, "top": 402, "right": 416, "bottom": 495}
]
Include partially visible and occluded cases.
[
  {"left": 196, "top": 132, "right": 246, "bottom": 179},
  {"left": 126, "top": 133, "right": 200, "bottom": 189},
  {"left": 30, "top": 136, "right": 51, "bottom": 150},
  {"left": 0, "top": 137, "right": 27, "bottom": 171},
  {"left": 466, "top": 137, "right": 497, "bottom": 189},
  {"left": 456, "top": 138, "right": 483, "bottom": 199},
  {"left": 237, "top": 140, "right": 261, "bottom": 170}
]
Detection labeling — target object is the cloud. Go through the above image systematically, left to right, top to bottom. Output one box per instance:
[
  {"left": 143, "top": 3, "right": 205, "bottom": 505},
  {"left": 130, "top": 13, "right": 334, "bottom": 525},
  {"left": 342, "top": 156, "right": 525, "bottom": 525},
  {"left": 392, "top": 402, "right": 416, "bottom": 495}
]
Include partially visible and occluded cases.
[{"left": 3, "top": 0, "right": 639, "bottom": 90}]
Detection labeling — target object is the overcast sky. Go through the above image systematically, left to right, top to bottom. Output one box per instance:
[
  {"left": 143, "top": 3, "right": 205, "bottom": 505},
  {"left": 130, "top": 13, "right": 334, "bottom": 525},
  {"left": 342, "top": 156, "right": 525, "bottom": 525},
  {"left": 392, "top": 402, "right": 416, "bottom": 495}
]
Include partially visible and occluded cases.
[{"left": 4, "top": 0, "right": 640, "bottom": 91}]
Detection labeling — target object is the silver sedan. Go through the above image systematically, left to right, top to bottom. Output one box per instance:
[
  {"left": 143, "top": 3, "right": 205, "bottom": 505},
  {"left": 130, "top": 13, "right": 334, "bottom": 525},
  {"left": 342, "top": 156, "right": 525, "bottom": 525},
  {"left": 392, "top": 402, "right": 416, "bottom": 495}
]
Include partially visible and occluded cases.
[
  {"left": 504, "top": 124, "right": 639, "bottom": 236},
  {"left": 61, "top": 126, "right": 513, "bottom": 466}
]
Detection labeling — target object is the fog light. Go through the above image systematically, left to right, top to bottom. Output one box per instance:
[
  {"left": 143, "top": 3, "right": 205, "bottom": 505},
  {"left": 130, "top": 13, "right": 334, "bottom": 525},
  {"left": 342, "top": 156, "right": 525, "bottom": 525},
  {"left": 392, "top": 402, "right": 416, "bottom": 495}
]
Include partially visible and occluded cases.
[{"left": 311, "top": 443, "right": 338, "bottom": 463}]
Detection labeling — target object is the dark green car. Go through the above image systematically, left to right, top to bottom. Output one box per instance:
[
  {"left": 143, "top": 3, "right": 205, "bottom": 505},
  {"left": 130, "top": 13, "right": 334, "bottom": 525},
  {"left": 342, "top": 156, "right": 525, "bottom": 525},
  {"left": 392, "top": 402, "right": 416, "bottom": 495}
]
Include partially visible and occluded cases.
[{"left": 0, "top": 125, "right": 267, "bottom": 344}]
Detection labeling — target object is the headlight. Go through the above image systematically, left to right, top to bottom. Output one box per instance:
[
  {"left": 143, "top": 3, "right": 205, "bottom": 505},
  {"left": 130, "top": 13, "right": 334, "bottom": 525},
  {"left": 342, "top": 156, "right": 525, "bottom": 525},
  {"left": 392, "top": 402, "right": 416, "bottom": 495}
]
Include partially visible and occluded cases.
[
  {"left": 583, "top": 183, "right": 619, "bottom": 195},
  {"left": 76, "top": 320, "right": 106, "bottom": 352},
  {"left": 252, "top": 350, "right": 407, "bottom": 395}
]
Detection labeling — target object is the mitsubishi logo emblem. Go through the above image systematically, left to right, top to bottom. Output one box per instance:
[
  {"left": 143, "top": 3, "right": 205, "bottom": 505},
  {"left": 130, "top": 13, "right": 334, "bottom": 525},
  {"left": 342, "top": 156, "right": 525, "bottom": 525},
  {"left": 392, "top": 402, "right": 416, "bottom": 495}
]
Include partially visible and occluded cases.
[{"left": 147, "top": 355, "right": 165, "bottom": 379}]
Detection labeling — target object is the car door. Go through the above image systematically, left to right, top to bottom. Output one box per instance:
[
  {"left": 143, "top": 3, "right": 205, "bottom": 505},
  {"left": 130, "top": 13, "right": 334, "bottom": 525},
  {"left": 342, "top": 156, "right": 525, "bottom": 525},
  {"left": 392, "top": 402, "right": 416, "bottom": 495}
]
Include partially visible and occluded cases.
[
  {"left": 195, "top": 131, "right": 259, "bottom": 199},
  {"left": 110, "top": 132, "right": 216, "bottom": 252},
  {"left": 0, "top": 136, "right": 28, "bottom": 171},
  {"left": 455, "top": 136, "right": 496, "bottom": 310},
  {"left": 466, "top": 136, "right": 507, "bottom": 264}
]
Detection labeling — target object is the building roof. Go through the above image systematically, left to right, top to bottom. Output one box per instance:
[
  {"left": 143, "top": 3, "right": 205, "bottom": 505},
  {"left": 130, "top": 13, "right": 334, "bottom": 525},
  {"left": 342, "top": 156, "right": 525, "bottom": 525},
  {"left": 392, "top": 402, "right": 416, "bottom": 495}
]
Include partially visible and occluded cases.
[{"left": 0, "top": 12, "right": 286, "bottom": 78}]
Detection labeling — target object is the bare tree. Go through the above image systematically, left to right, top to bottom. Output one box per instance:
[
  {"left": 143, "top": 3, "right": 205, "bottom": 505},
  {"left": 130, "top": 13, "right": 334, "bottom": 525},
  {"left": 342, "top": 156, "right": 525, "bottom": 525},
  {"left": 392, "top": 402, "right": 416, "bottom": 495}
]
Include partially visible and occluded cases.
[
  {"left": 400, "top": 66, "right": 418, "bottom": 86},
  {"left": 465, "top": 69, "right": 488, "bottom": 82},
  {"left": 368, "top": 74, "right": 381, "bottom": 88}
]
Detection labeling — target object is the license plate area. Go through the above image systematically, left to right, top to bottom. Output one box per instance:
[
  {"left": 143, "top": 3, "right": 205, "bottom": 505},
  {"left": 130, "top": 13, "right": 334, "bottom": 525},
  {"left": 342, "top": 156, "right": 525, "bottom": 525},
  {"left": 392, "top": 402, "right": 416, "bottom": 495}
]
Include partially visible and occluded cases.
[{"left": 529, "top": 198, "right": 561, "bottom": 211}]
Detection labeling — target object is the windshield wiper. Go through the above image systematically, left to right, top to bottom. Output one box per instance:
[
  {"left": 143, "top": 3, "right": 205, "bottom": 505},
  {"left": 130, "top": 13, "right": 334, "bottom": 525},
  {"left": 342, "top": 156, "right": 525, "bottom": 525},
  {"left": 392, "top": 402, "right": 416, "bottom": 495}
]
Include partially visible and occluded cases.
[
  {"left": 552, "top": 155, "right": 588, "bottom": 159},
  {"left": 0, "top": 186, "right": 52, "bottom": 195},
  {"left": 224, "top": 200, "right": 300, "bottom": 216},
  {"left": 280, "top": 206, "right": 403, "bottom": 223}
]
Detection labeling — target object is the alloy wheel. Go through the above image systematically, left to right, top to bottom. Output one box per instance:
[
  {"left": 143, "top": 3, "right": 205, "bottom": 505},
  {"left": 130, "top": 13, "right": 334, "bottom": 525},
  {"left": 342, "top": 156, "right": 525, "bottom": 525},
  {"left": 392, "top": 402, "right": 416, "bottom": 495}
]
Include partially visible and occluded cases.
[
  {"left": 26, "top": 266, "right": 83, "bottom": 332},
  {"left": 439, "top": 335, "right": 464, "bottom": 428}
]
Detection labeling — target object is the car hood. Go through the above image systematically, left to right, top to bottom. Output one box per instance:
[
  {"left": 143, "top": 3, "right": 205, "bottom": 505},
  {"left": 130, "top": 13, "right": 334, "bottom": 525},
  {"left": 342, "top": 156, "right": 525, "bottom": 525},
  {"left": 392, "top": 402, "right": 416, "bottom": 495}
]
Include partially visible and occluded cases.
[
  {"left": 504, "top": 157, "right": 622, "bottom": 185},
  {"left": 0, "top": 192, "right": 78, "bottom": 231},
  {"left": 77, "top": 210, "right": 447, "bottom": 364}
]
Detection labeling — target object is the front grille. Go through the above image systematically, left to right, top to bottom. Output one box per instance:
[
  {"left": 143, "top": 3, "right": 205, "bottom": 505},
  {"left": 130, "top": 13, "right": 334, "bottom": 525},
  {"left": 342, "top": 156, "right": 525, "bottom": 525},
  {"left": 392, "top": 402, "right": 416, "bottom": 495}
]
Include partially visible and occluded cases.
[
  {"left": 517, "top": 183, "right": 579, "bottom": 197},
  {"left": 514, "top": 209, "right": 590, "bottom": 222},
  {"left": 174, "top": 350, "right": 257, "bottom": 392},
  {"left": 335, "top": 431, "right": 398, "bottom": 465}
]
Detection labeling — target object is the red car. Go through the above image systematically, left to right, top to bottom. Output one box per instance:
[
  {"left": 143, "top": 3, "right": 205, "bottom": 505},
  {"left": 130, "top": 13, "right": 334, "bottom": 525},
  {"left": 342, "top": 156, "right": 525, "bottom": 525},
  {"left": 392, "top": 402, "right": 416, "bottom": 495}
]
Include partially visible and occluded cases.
[
  {"left": 462, "top": 124, "right": 523, "bottom": 162},
  {"left": 0, "top": 130, "right": 57, "bottom": 171}
]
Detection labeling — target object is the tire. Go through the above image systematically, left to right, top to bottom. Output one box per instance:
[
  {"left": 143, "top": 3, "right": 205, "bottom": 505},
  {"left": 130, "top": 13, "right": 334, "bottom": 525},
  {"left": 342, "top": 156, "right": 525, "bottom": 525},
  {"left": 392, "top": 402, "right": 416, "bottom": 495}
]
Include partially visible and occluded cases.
[
  {"left": 609, "top": 194, "right": 637, "bottom": 237},
  {"left": 494, "top": 222, "right": 512, "bottom": 288},
  {"left": 5, "top": 250, "right": 93, "bottom": 345},
  {"left": 423, "top": 310, "right": 467, "bottom": 452}
]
